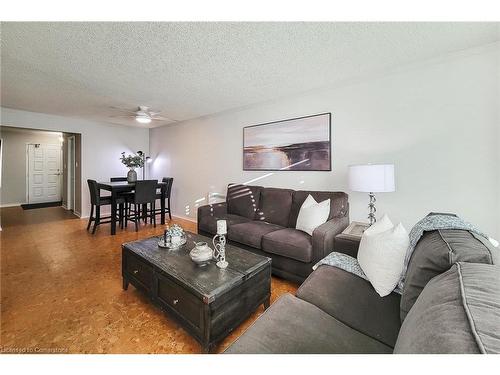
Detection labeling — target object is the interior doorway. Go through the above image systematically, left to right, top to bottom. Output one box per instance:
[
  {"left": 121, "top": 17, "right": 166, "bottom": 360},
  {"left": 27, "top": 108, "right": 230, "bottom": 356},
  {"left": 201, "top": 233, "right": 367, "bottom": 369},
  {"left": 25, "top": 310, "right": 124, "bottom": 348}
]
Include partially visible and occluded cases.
[{"left": 0, "top": 126, "right": 81, "bottom": 215}]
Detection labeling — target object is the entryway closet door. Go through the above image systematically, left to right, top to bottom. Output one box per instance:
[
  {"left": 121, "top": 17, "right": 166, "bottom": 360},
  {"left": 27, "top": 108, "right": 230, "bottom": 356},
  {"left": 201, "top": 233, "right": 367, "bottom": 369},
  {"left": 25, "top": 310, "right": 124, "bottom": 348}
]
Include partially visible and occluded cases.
[{"left": 27, "top": 143, "right": 62, "bottom": 203}]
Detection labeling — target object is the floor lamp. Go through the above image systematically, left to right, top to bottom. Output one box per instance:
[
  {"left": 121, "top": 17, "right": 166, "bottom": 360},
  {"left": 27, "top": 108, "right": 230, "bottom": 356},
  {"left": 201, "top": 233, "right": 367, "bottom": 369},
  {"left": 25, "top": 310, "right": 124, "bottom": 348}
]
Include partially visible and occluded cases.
[{"left": 137, "top": 151, "right": 152, "bottom": 180}]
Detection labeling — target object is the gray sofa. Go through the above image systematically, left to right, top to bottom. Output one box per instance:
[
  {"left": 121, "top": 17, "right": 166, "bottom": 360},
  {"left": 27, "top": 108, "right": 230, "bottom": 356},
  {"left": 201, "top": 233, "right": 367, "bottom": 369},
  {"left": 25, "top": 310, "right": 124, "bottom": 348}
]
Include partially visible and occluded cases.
[
  {"left": 197, "top": 184, "right": 349, "bottom": 283},
  {"left": 225, "top": 226, "right": 500, "bottom": 354}
]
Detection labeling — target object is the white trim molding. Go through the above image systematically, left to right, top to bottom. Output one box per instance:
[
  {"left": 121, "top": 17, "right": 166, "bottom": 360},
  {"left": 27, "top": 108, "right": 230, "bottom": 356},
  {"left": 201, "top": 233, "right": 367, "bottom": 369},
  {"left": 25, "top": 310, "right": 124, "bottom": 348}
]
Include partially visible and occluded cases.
[{"left": 0, "top": 202, "right": 24, "bottom": 208}]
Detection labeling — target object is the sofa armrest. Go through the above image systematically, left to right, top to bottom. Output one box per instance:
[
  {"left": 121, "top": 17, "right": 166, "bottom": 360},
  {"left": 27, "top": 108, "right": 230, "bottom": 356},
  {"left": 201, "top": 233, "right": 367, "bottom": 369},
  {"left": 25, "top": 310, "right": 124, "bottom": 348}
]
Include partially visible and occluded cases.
[
  {"left": 197, "top": 202, "right": 227, "bottom": 221},
  {"left": 312, "top": 215, "right": 349, "bottom": 263}
]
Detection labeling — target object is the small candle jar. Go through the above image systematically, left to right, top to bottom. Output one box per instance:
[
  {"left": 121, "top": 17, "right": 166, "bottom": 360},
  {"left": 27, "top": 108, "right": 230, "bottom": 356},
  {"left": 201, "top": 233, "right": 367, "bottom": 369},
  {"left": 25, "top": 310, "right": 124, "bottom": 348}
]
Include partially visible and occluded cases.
[
  {"left": 217, "top": 219, "right": 227, "bottom": 235},
  {"left": 171, "top": 235, "right": 181, "bottom": 246}
]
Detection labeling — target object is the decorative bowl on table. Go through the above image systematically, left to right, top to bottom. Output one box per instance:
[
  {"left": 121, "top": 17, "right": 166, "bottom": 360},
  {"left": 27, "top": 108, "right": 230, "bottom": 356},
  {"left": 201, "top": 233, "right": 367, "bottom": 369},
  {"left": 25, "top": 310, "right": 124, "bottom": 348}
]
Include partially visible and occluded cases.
[
  {"left": 158, "top": 224, "right": 187, "bottom": 249},
  {"left": 189, "top": 242, "right": 213, "bottom": 266}
]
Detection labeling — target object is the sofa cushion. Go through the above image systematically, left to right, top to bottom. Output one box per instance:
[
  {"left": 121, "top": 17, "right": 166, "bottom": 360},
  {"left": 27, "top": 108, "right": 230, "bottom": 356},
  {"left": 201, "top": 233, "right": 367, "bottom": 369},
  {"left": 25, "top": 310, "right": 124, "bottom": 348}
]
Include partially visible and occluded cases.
[
  {"left": 226, "top": 184, "right": 262, "bottom": 220},
  {"left": 256, "top": 188, "right": 293, "bottom": 227},
  {"left": 289, "top": 190, "right": 348, "bottom": 228},
  {"left": 198, "top": 213, "right": 251, "bottom": 235},
  {"left": 229, "top": 221, "right": 283, "bottom": 249},
  {"left": 262, "top": 228, "right": 313, "bottom": 263},
  {"left": 401, "top": 229, "right": 499, "bottom": 321},
  {"left": 394, "top": 262, "right": 500, "bottom": 354},
  {"left": 297, "top": 265, "right": 401, "bottom": 348},
  {"left": 224, "top": 293, "right": 393, "bottom": 354}
]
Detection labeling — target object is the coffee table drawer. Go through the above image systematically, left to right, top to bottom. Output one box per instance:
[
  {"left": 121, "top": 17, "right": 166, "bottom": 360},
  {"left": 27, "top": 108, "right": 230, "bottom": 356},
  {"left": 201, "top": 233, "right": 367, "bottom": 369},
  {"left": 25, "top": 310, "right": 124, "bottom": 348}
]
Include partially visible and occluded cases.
[
  {"left": 125, "top": 252, "right": 153, "bottom": 290},
  {"left": 156, "top": 273, "right": 203, "bottom": 330}
]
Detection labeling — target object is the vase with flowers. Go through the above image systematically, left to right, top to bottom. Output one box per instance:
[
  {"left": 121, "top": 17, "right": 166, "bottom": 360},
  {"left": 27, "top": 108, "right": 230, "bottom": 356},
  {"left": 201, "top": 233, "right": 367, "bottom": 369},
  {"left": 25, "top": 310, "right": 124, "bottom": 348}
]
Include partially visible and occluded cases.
[{"left": 120, "top": 152, "right": 145, "bottom": 182}]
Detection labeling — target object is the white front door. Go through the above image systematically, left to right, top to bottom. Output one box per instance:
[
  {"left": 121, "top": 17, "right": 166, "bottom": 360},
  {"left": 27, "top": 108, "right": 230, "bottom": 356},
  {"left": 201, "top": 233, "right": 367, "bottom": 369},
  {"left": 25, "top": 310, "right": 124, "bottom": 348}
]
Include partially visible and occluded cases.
[
  {"left": 67, "top": 136, "right": 75, "bottom": 210},
  {"left": 27, "top": 143, "right": 62, "bottom": 203}
]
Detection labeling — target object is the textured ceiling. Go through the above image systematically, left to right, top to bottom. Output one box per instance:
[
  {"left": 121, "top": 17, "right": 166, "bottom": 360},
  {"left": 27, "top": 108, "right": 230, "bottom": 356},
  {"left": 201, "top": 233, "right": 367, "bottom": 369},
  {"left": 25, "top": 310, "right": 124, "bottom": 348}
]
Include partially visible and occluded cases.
[{"left": 1, "top": 22, "right": 499, "bottom": 128}]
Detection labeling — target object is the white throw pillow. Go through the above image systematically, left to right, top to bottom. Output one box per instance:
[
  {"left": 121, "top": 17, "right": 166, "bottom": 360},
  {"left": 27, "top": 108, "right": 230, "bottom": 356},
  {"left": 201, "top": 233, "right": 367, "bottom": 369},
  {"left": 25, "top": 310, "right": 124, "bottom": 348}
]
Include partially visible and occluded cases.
[
  {"left": 295, "top": 195, "right": 331, "bottom": 236},
  {"left": 363, "top": 213, "right": 394, "bottom": 236},
  {"left": 358, "top": 218, "right": 409, "bottom": 297}
]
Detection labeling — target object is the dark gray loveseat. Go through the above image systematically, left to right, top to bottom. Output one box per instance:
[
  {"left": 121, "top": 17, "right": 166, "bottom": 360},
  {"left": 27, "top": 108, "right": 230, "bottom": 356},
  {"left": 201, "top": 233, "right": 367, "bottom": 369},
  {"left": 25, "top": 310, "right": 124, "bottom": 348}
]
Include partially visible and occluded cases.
[
  {"left": 197, "top": 184, "right": 349, "bottom": 283},
  {"left": 225, "top": 226, "right": 500, "bottom": 354}
]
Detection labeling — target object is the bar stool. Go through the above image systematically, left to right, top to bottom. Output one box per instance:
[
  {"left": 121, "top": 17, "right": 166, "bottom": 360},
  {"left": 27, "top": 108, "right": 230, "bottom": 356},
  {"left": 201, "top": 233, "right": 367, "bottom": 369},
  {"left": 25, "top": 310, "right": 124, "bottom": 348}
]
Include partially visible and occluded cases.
[
  {"left": 110, "top": 177, "right": 135, "bottom": 215},
  {"left": 150, "top": 177, "right": 174, "bottom": 221},
  {"left": 87, "top": 179, "right": 125, "bottom": 234},
  {"left": 125, "top": 180, "right": 158, "bottom": 232}
]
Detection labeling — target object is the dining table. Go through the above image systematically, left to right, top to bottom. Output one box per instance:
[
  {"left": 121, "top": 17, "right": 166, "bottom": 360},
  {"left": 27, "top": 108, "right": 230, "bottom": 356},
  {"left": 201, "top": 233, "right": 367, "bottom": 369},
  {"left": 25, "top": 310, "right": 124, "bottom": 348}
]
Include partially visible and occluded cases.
[{"left": 98, "top": 180, "right": 168, "bottom": 235}]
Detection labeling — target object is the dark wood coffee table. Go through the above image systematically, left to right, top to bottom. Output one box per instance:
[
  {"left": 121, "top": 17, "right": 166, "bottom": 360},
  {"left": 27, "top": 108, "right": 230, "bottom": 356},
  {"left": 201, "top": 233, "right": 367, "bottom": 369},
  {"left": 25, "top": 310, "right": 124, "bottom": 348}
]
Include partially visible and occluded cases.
[{"left": 122, "top": 231, "right": 271, "bottom": 353}]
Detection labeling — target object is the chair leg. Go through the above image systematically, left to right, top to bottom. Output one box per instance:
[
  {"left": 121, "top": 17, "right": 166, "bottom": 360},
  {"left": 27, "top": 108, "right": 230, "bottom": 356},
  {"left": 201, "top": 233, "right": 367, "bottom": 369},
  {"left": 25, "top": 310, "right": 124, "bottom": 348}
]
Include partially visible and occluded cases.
[
  {"left": 168, "top": 198, "right": 172, "bottom": 220},
  {"left": 124, "top": 202, "right": 129, "bottom": 228},
  {"left": 153, "top": 202, "right": 156, "bottom": 228},
  {"left": 119, "top": 203, "right": 124, "bottom": 229},
  {"left": 134, "top": 204, "right": 139, "bottom": 232},
  {"left": 87, "top": 205, "right": 94, "bottom": 231},
  {"left": 92, "top": 205, "right": 100, "bottom": 234}
]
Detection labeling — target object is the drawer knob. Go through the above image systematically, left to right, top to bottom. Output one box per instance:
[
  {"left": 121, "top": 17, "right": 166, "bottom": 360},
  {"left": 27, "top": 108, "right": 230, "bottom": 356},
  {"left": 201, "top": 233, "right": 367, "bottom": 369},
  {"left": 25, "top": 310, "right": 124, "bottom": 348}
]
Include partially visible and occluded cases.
[
  {"left": 133, "top": 270, "right": 139, "bottom": 274},
  {"left": 173, "top": 299, "right": 179, "bottom": 305}
]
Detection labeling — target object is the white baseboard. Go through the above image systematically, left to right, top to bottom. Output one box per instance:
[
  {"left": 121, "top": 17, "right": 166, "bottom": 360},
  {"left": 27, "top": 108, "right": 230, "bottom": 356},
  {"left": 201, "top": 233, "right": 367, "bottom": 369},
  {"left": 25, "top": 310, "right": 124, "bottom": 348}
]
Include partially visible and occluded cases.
[
  {"left": 0, "top": 202, "right": 24, "bottom": 208},
  {"left": 172, "top": 214, "right": 197, "bottom": 223}
]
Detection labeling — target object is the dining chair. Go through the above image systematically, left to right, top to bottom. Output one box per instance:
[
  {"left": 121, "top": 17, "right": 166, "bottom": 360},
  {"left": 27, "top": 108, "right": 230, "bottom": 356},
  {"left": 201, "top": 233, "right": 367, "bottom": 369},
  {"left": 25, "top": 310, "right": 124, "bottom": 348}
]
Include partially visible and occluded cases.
[
  {"left": 110, "top": 176, "right": 137, "bottom": 214},
  {"left": 150, "top": 177, "right": 174, "bottom": 221},
  {"left": 86, "top": 179, "right": 125, "bottom": 234},
  {"left": 125, "top": 180, "right": 158, "bottom": 232}
]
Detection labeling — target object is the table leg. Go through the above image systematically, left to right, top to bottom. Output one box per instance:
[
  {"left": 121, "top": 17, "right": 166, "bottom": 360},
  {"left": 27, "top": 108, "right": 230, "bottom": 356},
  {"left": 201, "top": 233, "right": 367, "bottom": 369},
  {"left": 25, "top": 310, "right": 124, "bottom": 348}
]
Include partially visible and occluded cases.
[
  {"left": 161, "top": 189, "right": 166, "bottom": 225},
  {"left": 111, "top": 190, "right": 117, "bottom": 235},
  {"left": 123, "top": 278, "right": 129, "bottom": 291},
  {"left": 264, "top": 295, "right": 270, "bottom": 310}
]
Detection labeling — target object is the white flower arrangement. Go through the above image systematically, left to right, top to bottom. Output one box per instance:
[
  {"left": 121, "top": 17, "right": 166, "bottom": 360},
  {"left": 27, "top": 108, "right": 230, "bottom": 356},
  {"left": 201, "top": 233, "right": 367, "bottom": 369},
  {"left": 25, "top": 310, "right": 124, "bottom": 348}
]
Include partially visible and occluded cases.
[{"left": 166, "top": 224, "right": 184, "bottom": 237}]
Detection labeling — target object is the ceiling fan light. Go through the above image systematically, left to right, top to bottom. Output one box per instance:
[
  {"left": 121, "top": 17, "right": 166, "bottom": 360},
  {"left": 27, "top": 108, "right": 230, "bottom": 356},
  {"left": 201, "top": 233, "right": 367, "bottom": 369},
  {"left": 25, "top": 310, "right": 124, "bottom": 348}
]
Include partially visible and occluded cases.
[{"left": 135, "top": 115, "right": 152, "bottom": 124}]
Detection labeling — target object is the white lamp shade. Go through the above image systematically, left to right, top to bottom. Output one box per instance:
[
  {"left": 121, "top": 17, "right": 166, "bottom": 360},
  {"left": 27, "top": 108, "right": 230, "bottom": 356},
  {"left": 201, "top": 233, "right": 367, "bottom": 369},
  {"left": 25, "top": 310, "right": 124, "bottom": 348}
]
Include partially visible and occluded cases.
[{"left": 348, "top": 164, "right": 395, "bottom": 193}]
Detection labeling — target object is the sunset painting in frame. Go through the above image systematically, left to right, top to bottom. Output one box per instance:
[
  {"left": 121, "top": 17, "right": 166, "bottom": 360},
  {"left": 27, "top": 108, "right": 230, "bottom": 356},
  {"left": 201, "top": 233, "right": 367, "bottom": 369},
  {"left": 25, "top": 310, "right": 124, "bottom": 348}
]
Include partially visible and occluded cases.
[{"left": 243, "top": 113, "right": 331, "bottom": 171}]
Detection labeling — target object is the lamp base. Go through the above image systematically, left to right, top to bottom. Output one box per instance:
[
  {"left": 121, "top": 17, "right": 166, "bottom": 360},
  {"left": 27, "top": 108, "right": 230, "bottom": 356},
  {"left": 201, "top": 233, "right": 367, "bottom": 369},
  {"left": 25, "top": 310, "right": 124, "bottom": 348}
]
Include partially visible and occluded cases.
[
  {"left": 368, "top": 192, "right": 377, "bottom": 226},
  {"left": 216, "top": 260, "right": 228, "bottom": 269}
]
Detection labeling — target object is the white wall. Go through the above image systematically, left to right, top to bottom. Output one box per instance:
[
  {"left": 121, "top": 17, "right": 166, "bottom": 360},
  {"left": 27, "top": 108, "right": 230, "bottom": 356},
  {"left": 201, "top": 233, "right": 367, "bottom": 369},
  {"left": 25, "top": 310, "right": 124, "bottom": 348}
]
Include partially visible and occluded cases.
[
  {"left": 150, "top": 44, "right": 500, "bottom": 238},
  {"left": 0, "top": 108, "right": 149, "bottom": 217},
  {"left": 0, "top": 127, "right": 63, "bottom": 206}
]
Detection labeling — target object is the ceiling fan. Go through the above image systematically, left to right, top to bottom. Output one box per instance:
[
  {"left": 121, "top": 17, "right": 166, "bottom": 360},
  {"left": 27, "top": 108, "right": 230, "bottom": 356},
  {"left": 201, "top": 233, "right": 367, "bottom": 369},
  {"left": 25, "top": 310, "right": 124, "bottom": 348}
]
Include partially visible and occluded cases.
[{"left": 110, "top": 105, "right": 177, "bottom": 125}]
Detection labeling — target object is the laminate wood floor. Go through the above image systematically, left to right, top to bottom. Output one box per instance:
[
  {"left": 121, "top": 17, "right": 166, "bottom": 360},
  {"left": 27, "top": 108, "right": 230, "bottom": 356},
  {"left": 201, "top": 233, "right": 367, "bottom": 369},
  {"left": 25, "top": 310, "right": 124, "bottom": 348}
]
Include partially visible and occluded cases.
[{"left": 0, "top": 206, "right": 298, "bottom": 354}]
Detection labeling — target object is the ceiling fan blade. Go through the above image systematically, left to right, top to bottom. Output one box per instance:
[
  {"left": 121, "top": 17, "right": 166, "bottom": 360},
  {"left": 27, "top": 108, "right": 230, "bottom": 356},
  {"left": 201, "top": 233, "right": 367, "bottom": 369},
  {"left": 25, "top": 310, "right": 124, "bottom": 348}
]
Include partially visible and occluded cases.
[
  {"left": 109, "top": 106, "right": 138, "bottom": 115},
  {"left": 109, "top": 114, "right": 135, "bottom": 119},
  {"left": 151, "top": 116, "right": 178, "bottom": 122}
]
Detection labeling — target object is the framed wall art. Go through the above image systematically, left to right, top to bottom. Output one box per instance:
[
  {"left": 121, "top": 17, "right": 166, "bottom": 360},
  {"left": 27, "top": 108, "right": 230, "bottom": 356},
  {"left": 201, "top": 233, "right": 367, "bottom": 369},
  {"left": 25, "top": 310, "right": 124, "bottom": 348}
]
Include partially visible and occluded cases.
[{"left": 243, "top": 112, "right": 331, "bottom": 171}]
